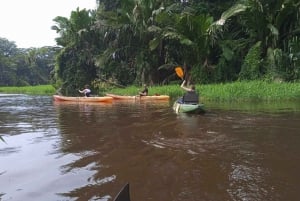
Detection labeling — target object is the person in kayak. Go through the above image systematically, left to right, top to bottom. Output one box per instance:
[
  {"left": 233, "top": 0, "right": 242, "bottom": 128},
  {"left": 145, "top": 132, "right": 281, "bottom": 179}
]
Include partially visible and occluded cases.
[
  {"left": 178, "top": 80, "right": 199, "bottom": 104},
  {"left": 180, "top": 80, "right": 195, "bottom": 92},
  {"left": 139, "top": 84, "right": 148, "bottom": 96},
  {"left": 79, "top": 85, "right": 91, "bottom": 97}
]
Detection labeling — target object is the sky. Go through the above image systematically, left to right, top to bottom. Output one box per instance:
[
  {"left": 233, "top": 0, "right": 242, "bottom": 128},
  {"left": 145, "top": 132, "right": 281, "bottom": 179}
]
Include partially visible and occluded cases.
[{"left": 0, "top": 0, "right": 96, "bottom": 48}]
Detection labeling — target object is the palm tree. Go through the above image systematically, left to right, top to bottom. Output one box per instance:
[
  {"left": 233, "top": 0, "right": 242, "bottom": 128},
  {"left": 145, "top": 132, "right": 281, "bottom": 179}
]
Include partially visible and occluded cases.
[
  {"left": 95, "top": 0, "right": 167, "bottom": 85},
  {"left": 214, "top": 0, "right": 300, "bottom": 81},
  {"left": 149, "top": 2, "right": 217, "bottom": 83},
  {"left": 51, "top": 8, "right": 100, "bottom": 95}
]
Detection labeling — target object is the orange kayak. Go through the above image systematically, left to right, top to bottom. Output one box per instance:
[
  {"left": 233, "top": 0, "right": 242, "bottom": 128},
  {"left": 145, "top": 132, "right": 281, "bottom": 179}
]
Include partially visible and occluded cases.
[
  {"left": 106, "top": 93, "right": 169, "bottom": 101},
  {"left": 53, "top": 95, "right": 113, "bottom": 102}
]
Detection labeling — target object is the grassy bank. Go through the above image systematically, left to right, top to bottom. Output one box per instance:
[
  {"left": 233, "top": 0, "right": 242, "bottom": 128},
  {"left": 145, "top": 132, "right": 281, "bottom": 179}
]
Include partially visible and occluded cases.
[
  {"left": 1, "top": 81, "right": 299, "bottom": 101},
  {"left": 107, "top": 81, "right": 300, "bottom": 102},
  {"left": 200, "top": 81, "right": 300, "bottom": 102},
  {"left": 0, "top": 85, "right": 55, "bottom": 95}
]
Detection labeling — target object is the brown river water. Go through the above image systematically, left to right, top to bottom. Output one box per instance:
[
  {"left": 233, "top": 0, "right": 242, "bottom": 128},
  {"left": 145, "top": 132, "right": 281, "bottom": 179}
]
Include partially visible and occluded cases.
[{"left": 0, "top": 94, "right": 300, "bottom": 201}]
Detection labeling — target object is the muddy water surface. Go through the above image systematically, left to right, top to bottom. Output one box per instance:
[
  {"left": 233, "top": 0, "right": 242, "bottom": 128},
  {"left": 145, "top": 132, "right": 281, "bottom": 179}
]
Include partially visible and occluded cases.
[{"left": 0, "top": 94, "right": 300, "bottom": 201}]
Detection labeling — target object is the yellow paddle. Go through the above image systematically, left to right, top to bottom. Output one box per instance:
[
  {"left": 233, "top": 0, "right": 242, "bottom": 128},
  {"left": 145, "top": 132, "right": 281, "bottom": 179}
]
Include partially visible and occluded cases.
[{"left": 175, "top": 66, "right": 184, "bottom": 80}]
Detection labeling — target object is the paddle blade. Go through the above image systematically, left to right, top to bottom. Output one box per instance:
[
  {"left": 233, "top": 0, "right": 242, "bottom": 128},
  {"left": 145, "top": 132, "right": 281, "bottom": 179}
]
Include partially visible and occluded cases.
[{"left": 175, "top": 67, "right": 184, "bottom": 79}]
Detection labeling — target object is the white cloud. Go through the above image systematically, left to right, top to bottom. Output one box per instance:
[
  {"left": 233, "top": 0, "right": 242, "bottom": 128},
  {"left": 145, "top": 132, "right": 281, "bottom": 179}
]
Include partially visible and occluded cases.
[{"left": 0, "top": 0, "right": 96, "bottom": 48}]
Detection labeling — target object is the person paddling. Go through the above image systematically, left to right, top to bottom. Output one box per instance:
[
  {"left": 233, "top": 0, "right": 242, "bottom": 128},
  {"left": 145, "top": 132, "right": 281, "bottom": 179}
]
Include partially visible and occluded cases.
[
  {"left": 178, "top": 80, "right": 199, "bottom": 104},
  {"left": 180, "top": 80, "right": 195, "bottom": 92},
  {"left": 79, "top": 85, "right": 91, "bottom": 97}
]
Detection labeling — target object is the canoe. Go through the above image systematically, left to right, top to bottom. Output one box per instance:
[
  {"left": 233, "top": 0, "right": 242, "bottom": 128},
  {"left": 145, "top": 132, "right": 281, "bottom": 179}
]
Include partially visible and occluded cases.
[
  {"left": 106, "top": 93, "right": 170, "bottom": 101},
  {"left": 53, "top": 95, "right": 113, "bottom": 103},
  {"left": 173, "top": 101, "right": 205, "bottom": 114},
  {"left": 113, "top": 183, "right": 131, "bottom": 201}
]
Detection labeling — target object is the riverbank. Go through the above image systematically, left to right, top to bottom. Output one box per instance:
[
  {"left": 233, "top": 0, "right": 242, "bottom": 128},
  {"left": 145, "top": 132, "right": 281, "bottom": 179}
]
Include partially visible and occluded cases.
[
  {"left": 0, "top": 81, "right": 299, "bottom": 101},
  {"left": 108, "top": 81, "right": 300, "bottom": 102},
  {"left": 0, "top": 85, "right": 55, "bottom": 95}
]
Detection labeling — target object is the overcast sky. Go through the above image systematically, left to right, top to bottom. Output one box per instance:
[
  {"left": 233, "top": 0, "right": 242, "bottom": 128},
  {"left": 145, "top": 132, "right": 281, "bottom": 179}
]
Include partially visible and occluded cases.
[{"left": 0, "top": 0, "right": 96, "bottom": 48}]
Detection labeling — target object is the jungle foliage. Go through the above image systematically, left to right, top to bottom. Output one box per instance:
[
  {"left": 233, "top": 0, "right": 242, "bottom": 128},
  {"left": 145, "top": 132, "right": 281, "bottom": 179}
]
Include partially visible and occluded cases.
[
  {"left": 1, "top": 0, "right": 299, "bottom": 96},
  {"left": 51, "top": 0, "right": 300, "bottom": 95},
  {"left": 0, "top": 37, "right": 57, "bottom": 86}
]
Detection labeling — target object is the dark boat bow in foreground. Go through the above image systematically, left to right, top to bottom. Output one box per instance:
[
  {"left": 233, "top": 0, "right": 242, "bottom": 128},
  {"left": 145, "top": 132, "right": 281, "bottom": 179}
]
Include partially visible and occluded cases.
[{"left": 113, "top": 183, "right": 131, "bottom": 201}]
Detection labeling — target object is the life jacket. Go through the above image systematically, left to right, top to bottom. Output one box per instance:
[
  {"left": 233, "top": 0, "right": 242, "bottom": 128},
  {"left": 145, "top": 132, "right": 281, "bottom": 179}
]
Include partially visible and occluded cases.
[{"left": 182, "top": 91, "right": 199, "bottom": 104}]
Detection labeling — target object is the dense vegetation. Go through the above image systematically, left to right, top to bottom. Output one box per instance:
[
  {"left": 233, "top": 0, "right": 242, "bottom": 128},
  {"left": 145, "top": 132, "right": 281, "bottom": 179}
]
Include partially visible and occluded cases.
[
  {"left": 1, "top": 0, "right": 299, "bottom": 96},
  {"left": 52, "top": 0, "right": 300, "bottom": 95},
  {"left": 0, "top": 38, "right": 57, "bottom": 86},
  {"left": 1, "top": 80, "right": 299, "bottom": 102},
  {"left": 107, "top": 80, "right": 300, "bottom": 101},
  {"left": 0, "top": 85, "right": 55, "bottom": 95}
]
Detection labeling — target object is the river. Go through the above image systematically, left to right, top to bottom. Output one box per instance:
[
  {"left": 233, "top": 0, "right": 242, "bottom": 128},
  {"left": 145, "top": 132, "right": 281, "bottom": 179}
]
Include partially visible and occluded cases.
[{"left": 0, "top": 94, "right": 300, "bottom": 201}]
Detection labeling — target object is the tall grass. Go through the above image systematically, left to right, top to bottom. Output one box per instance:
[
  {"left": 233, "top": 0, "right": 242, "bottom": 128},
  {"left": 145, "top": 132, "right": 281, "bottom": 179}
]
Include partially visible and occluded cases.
[
  {"left": 1, "top": 81, "right": 299, "bottom": 102},
  {"left": 107, "top": 81, "right": 300, "bottom": 102},
  {"left": 200, "top": 81, "right": 300, "bottom": 102},
  {"left": 0, "top": 85, "right": 55, "bottom": 95},
  {"left": 106, "top": 85, "right": 183, "bottom": 98}
]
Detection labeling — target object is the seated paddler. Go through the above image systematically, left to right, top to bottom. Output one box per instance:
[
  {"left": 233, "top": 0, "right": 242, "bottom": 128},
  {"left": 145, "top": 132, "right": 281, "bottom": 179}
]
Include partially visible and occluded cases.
[{"left": 178, "top": 80, "right": 199, "bottom": 104}]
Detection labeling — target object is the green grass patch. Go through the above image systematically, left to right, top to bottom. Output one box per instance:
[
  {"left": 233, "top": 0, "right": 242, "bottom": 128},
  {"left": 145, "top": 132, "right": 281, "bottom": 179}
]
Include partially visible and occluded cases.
[
  {"left": 1, "top": 81, "right": 300, "bottom": 102},
  {"left": 107, "top": 81, "right": 300, "bottom": 102},
  {"left": 200, "top": 81, "right": 300, "bottom": 102},
  {"left": 105, "top": 84, "right": 182, "bottom": 98},
  {"left": 0, "top": 85, "right": 56, "bottom": 95}
]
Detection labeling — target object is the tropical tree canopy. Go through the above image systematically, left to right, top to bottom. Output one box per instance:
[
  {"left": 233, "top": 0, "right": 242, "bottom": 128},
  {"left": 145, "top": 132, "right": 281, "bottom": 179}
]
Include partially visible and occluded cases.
[
  {"left": 1, "top": 0, "right": 299, "bottom": 93},
  {"left": 0, "top": 37, "right": 56, "bottom": 86}
]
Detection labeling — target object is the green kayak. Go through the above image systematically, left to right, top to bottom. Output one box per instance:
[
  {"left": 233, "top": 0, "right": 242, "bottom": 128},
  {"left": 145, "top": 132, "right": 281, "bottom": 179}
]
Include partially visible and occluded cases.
[{"left": 173, "top": 101, "right": 206, "bottom": 114}]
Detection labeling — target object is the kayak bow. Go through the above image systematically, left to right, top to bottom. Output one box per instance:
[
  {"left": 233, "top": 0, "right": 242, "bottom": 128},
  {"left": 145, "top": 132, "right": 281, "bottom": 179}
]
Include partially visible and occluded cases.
[{"left": 113, "top": 183, "right": 131, "bottom": 201}]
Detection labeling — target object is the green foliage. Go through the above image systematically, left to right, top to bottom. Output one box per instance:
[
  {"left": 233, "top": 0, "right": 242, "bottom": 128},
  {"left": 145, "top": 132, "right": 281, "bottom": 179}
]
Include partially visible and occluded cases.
[
  {"left": 3, "top": 0, "right": 300, "bottom": 89},
  {"left": 49, "top": 0, "right": 300, "bottom": 91},
  {"left": 231, "top": 0, "right": 300, "bottom": 82},
  {"left": 52, "top": 8, "right": 101, "bottom": 95},
  {"left": 284, "top": 36, "right": 300, "bottom": 80},
  {"left": 0, "top": 38, "right": 56, "bottom": 86},
  {"left": 239, "top": 41, "right": 262, "bottom": 80},
  {"left": 264, "top": 47, "right": 285, "bottom": 81},
  {"left": 106, "top": 80, "right": 300, "bottom": 102},
  {"left": 1, "top": 81, "right": 300, "bottom": 103},
  {"left": 200, "top": 81, "right": 300, "bottom": 102},
  {"left": 107, "top": 83, "right": 184, "bottom": 98},
  {"left": 0, "top": 85, "right": 56, "bottom": 95}
]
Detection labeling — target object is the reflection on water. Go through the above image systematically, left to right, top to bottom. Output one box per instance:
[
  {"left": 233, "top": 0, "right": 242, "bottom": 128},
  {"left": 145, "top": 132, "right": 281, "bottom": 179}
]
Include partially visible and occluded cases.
[
  {"left": 0, "top": 94, "right": 300, "bottom": 201},
  {"left": 207, "top": 101, "right": 300, "bottom": 114}
]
